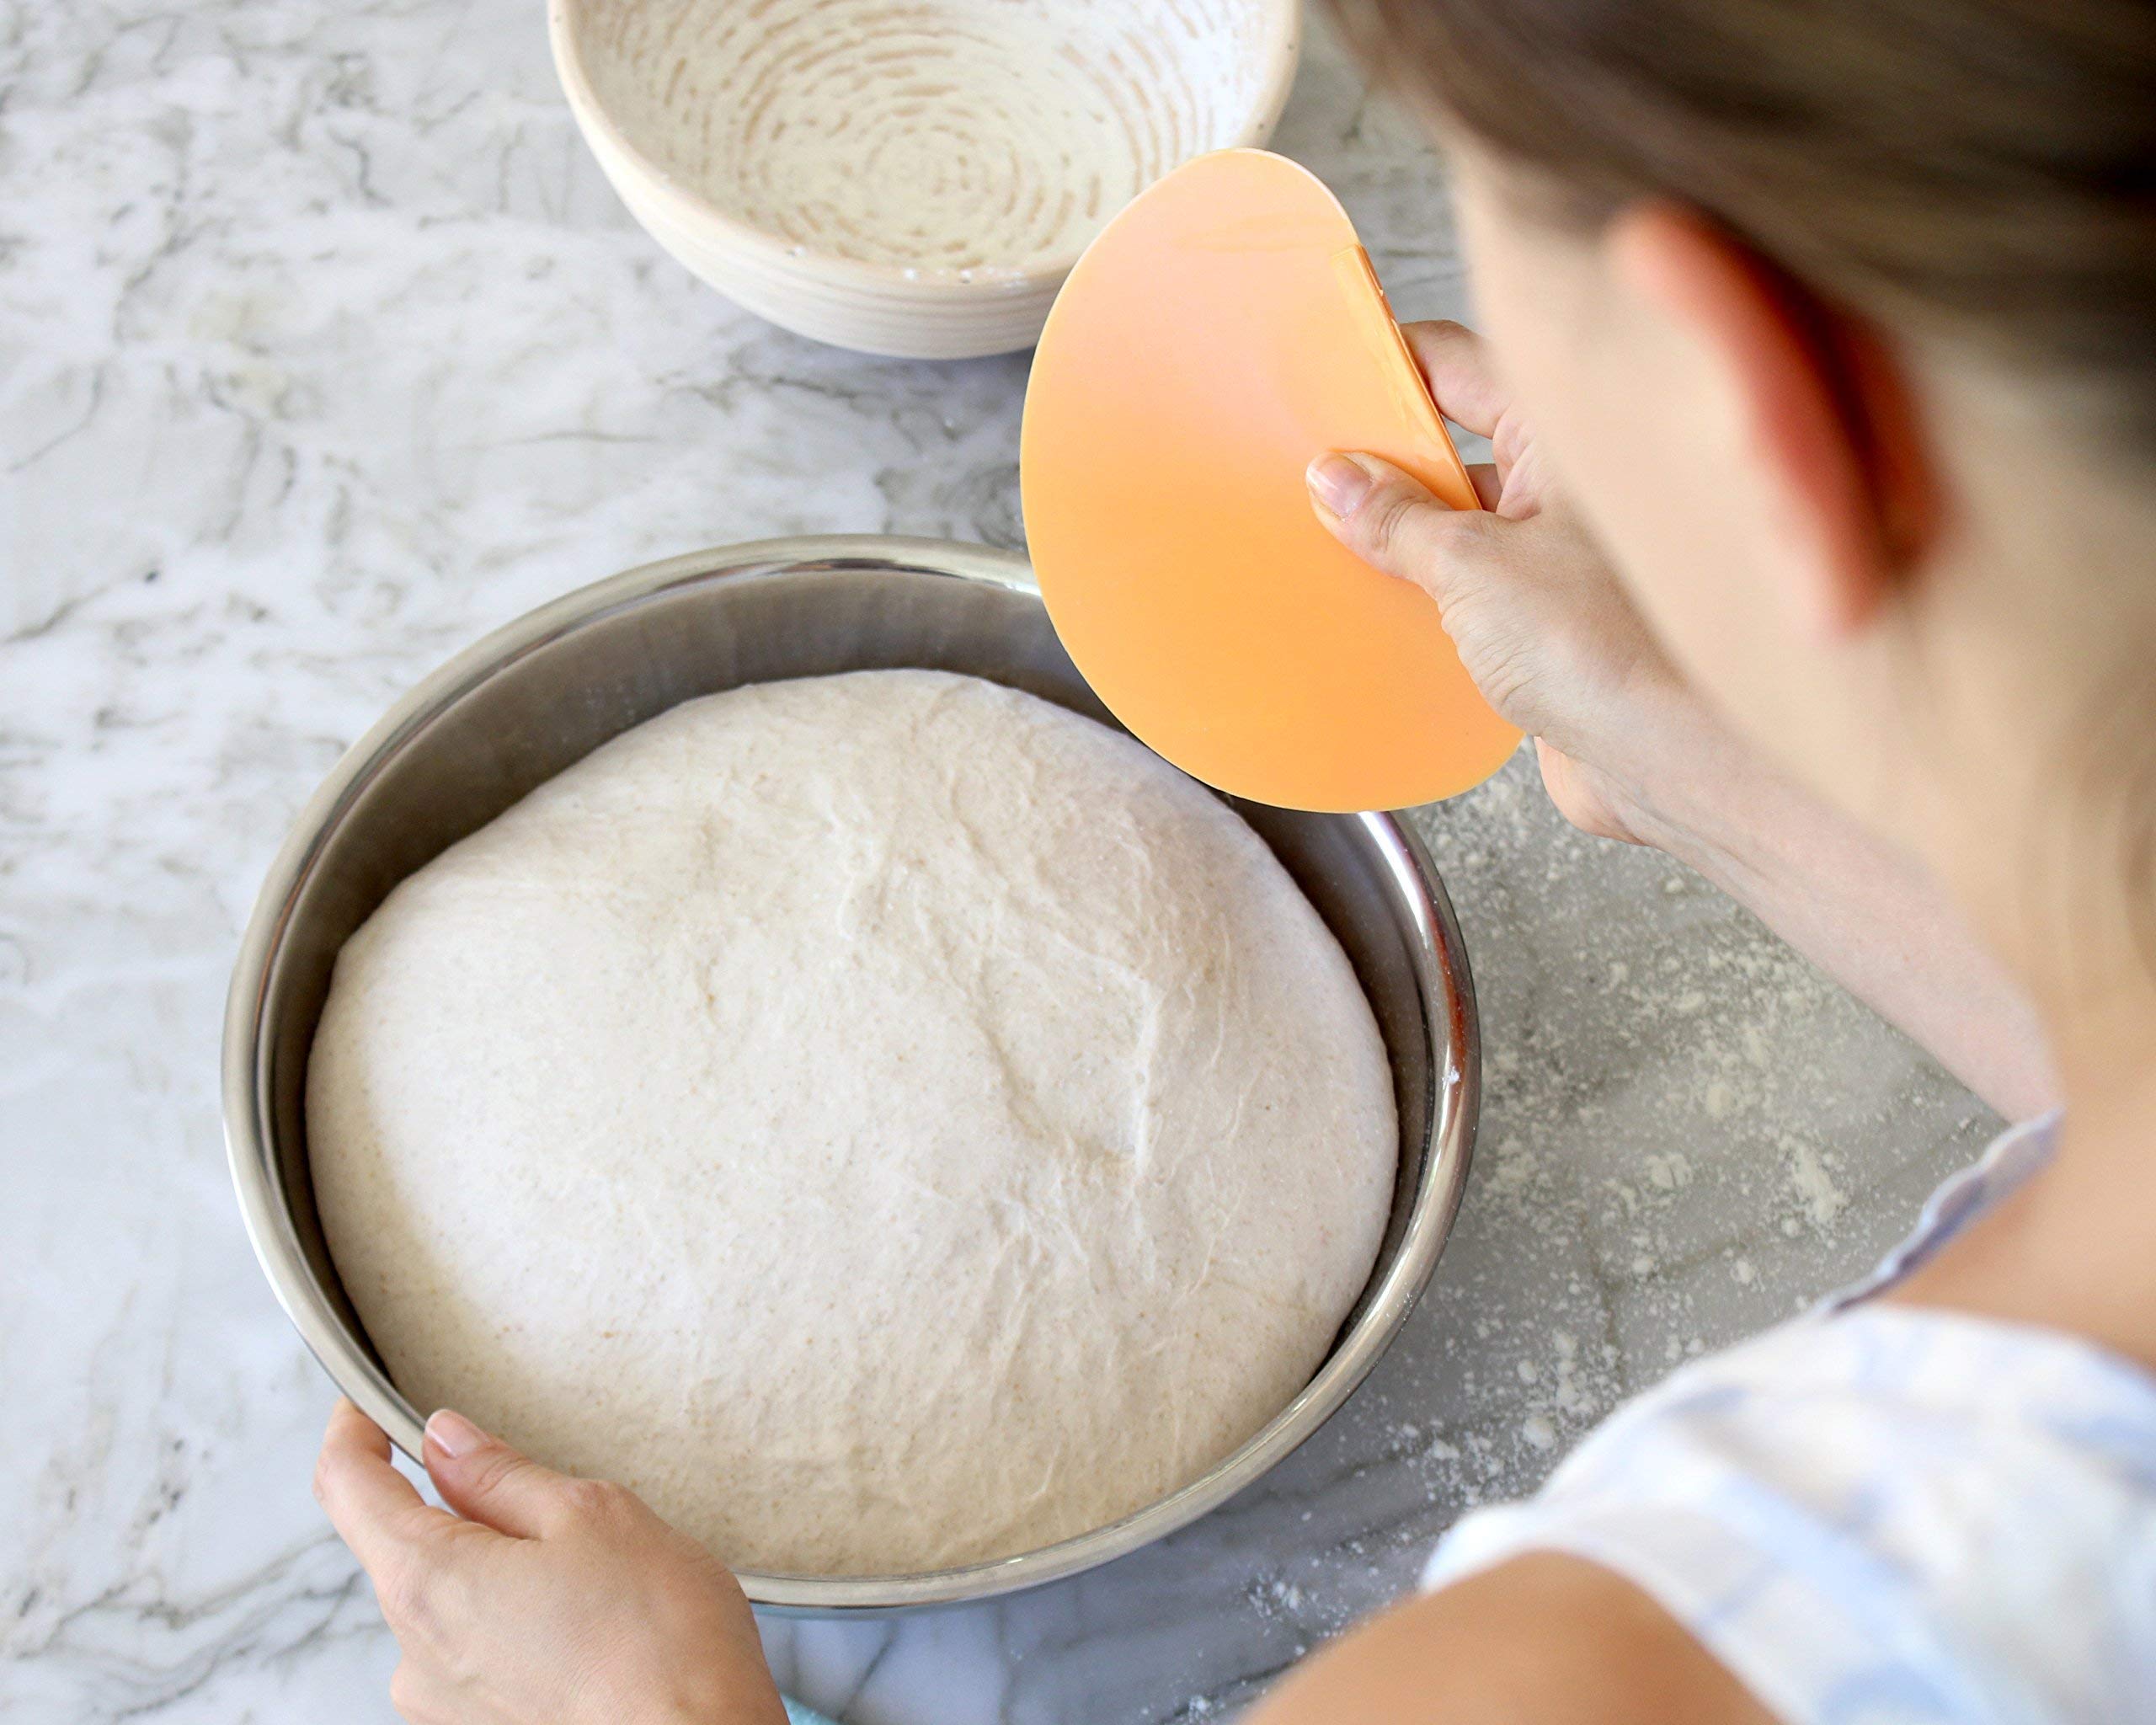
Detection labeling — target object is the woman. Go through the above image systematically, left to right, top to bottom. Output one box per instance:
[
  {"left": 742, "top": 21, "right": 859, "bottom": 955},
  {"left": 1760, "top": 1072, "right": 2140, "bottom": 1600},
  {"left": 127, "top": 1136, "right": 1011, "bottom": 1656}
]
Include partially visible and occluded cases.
[{"left": 313, "top": 0, "right": 2156, "bottom": 1717}]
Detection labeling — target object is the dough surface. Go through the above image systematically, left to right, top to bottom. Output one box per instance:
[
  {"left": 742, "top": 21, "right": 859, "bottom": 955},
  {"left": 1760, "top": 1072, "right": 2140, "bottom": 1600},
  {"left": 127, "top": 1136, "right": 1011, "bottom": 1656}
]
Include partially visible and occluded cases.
[{"left": 308, "top": 670, "right": 1396, "bottom": 1575}]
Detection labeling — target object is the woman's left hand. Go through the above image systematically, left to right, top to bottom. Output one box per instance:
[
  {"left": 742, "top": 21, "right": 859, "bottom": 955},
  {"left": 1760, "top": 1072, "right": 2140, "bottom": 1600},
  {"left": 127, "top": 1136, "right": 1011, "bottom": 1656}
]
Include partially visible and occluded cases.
[{"left": 314, "top": 1397, "right": 787, "bottom": 1725}]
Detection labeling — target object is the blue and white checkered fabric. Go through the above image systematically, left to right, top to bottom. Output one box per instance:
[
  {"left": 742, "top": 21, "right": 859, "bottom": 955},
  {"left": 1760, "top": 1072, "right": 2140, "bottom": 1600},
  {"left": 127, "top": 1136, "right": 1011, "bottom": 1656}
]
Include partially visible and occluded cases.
[{"left": 1423, "top": 1115, "right": 2156, "bottom": 1723}]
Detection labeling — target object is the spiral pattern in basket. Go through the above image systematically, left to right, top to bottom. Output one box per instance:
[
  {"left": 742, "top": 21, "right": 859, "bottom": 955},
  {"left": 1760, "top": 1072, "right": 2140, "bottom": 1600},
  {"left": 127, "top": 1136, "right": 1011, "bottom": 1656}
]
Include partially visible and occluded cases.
[{"left": 574, "top": 0, "right": 1273, "bottom": 277}]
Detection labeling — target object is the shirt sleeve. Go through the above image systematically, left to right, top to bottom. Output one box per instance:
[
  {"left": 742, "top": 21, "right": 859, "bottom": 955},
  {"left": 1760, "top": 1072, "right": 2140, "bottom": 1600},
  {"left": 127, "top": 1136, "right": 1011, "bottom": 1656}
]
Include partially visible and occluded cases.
[{"left": 1420, "top": 1304, "right": 2156, "bottom": 1725}]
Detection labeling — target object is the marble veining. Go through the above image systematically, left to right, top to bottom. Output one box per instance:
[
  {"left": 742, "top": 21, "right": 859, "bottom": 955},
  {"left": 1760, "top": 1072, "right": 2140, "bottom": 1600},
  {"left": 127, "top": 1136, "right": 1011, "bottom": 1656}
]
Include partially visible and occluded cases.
[{"left": 0, "top": 2, "right": 1993, "bottom": 1720}]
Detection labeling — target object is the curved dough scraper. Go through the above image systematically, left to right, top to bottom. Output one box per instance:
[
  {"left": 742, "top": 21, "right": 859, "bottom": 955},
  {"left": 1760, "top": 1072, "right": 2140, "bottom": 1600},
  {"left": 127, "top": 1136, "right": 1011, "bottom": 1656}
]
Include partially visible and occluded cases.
[{"left": 1022, "top": 148, "right": 1519, "bottom": 813}]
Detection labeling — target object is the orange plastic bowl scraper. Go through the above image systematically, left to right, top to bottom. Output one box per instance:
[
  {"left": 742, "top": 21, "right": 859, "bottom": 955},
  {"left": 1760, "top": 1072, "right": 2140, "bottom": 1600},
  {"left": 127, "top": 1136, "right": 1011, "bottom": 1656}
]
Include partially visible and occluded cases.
[{"left": 1020, "top": 147, "right": 1519, "bottom": 813}]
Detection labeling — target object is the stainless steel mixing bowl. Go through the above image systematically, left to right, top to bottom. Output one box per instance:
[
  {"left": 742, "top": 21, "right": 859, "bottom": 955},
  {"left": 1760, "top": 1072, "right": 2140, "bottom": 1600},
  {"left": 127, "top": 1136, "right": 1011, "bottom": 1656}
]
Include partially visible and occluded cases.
[{"left": 223, "top": 535, "right": 1480, "bottom": 1611}]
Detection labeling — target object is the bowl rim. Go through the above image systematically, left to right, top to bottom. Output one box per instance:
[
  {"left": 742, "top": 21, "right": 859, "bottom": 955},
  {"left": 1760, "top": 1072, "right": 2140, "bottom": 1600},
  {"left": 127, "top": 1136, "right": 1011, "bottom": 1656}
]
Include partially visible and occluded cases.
[
  {"left": 545, "top": 0, "right": 1305, "bottom": 299},
  {"left": 223, "top": 533, "right": 1479, "bottom": 1611}
]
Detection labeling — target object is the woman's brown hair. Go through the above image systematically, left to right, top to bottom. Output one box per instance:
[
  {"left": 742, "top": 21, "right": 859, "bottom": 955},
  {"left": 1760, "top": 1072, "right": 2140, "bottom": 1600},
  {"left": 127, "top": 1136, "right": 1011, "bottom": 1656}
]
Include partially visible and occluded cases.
[{"left": 1333, "top": 0, "right": 2156, "bottom": 452}]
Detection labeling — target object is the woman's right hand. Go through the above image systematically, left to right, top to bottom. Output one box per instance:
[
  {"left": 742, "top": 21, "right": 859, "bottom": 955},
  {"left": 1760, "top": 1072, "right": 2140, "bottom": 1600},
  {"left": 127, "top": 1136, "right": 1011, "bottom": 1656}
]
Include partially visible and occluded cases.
[
  {"left": 1305, "top": 318, "right": 1704, "bottom": 846},
  {"left": 1306, "top": 320, "right": 2056, "bottom": 1119}
]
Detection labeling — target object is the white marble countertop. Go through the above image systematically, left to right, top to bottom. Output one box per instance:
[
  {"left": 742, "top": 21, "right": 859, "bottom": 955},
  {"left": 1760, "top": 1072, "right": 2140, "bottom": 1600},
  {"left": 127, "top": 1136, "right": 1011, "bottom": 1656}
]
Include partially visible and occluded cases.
[{"left": 0, "top": 3, "right": 1996, "bottom": 1720}]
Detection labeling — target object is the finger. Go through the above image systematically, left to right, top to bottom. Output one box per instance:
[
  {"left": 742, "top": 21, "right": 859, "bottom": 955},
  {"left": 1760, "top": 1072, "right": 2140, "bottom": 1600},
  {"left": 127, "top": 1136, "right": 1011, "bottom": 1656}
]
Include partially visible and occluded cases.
[
  {"left": 1400, "top": 320, "right": 1508, "bottom": 439},
  {"left": 1307, "top": 452, "right": 1502, "bottom": 606},
  {"left": 1467, "top": 462, "right": 1502, "bottom": 510},
  {"left": 316, "top": 1398, "right": 459, "bottom": 1581},
  {"left": 424, "top": 1408, "right": 582, "bottom": 1540}
]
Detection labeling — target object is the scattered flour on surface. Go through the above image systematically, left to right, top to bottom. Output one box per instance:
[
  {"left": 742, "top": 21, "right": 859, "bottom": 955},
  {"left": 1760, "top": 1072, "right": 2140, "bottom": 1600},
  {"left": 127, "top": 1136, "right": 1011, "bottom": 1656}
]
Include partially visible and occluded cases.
[{"left": 1786, "top": 1136, "right": 1850, "bottom": 1227}]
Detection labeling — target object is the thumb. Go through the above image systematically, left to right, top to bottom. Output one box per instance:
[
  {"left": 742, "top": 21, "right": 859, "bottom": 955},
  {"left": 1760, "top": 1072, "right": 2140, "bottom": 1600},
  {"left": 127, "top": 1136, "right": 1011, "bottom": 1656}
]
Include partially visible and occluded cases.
[
  {"left": 1306, "top": 451, "right": 1492, "bottom": 606},
  {"left": 423, "top": 1407, "right": 574, "bottom": 1538}
]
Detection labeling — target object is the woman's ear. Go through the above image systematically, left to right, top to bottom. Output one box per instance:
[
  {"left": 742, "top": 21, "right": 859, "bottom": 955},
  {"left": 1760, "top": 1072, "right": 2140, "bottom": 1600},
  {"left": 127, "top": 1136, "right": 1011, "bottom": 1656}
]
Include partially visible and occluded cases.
[{"left": 1606, "top": 202, "right": 1935, "bottom": 638}]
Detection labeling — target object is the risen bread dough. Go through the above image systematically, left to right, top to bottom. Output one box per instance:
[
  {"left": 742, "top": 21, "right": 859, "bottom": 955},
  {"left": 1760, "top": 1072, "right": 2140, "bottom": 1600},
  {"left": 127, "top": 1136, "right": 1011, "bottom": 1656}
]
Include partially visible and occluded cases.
[{"left": 308, "top": 670, "right": 1396, "bottom": 1575}]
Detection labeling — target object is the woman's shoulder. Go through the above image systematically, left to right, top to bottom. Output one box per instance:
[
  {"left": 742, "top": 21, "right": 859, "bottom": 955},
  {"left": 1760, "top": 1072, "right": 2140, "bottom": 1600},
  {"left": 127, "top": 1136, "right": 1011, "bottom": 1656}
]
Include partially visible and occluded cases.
[{"left": 1423, "top": 1293, "right": 2156, "bottom": 1724}]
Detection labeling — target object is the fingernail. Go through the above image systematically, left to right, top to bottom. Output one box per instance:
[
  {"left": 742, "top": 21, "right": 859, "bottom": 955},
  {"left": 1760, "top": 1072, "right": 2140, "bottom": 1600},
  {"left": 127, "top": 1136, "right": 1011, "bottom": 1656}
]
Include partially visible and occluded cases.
[
  {"left": 1307, "top": 454, "right": 1373, "bottom": 519},
  {"left": 425, "top": 1408, "right": 486, "bottom": 1460}
]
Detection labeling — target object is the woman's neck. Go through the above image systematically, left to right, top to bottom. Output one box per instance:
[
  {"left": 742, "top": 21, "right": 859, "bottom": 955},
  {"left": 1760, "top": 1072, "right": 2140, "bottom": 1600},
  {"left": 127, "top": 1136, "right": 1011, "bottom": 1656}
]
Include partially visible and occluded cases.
[{"left": 1888, "top": 977, "right": 2156, "bottom": 1366}]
